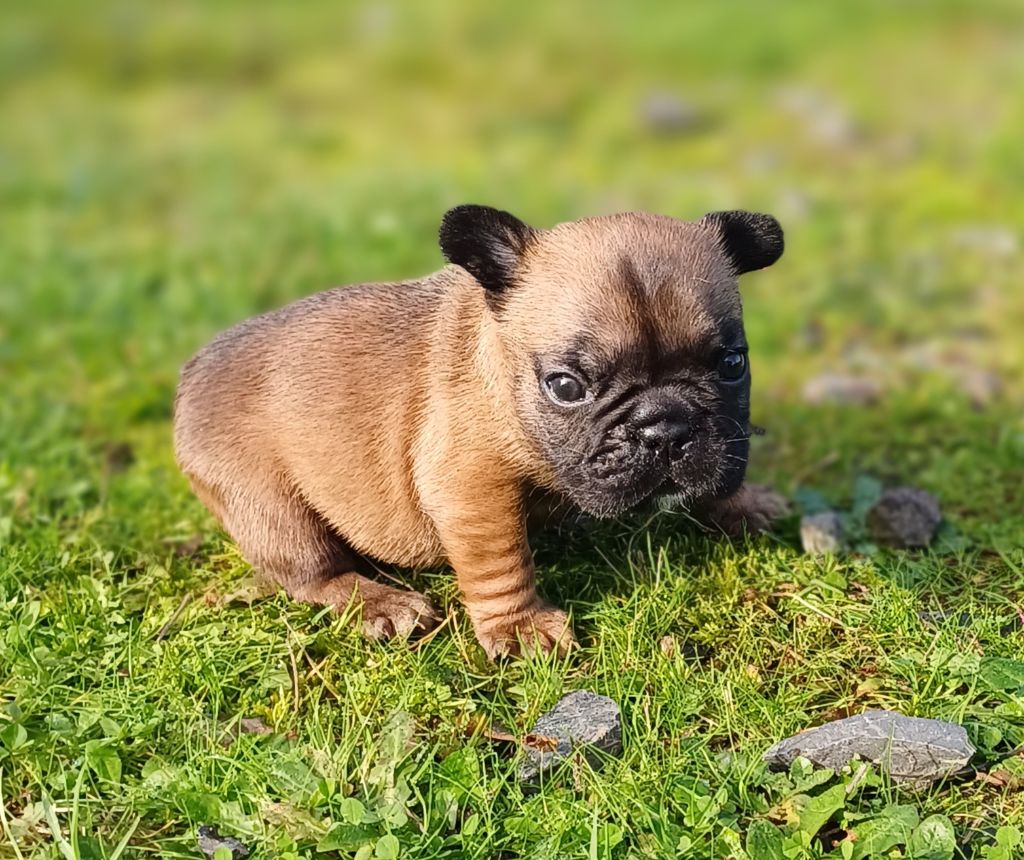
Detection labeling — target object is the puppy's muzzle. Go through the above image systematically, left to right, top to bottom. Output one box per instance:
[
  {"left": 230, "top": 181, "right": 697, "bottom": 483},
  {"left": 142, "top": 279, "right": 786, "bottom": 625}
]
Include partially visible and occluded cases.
[{"left": 632, "top": 400, "right": 694, "bottom": 461}]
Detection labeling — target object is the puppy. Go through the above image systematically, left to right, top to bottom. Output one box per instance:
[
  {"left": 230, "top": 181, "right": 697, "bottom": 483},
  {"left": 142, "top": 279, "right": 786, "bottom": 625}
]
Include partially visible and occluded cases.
[{"left": 173, "top": 206, "right": 784, "bottom": 657}]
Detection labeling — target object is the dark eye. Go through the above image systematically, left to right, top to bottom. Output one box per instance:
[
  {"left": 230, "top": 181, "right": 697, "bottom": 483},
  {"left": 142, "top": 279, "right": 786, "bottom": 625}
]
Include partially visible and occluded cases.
[
  {"left": 718, "top": 351, "right": 748, "bottom": 381},
  {"left": 544, "top": 372, "right": 587, "bottom": 405}
]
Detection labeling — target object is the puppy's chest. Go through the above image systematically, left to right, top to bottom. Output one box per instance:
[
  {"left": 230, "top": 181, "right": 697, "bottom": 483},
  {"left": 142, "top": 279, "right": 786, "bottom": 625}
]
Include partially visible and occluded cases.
[{"left": 524, "top": 489, "right": 579, "bottom": 533}]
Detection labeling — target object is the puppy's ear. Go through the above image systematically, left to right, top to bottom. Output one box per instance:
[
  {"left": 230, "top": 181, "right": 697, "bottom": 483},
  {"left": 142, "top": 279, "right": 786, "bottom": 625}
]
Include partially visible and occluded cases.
[
  {"left": 439, "top": 205, "right": 536, "bottom": 292},
  {"left": 701, "top": 210, "right": 784, "bottom": 274}
]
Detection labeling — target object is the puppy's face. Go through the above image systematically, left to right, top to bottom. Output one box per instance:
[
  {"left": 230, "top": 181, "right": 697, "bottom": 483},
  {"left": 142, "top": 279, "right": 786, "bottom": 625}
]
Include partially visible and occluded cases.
[{"left": 440, "top": 206, "right": 783, "bottom": 517}]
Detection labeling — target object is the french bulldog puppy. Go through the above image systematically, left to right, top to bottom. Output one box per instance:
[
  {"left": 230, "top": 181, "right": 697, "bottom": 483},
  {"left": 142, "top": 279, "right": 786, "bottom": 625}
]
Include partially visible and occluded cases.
[{"left": 173, "top": 206, "right": 785, "bottom": 657}]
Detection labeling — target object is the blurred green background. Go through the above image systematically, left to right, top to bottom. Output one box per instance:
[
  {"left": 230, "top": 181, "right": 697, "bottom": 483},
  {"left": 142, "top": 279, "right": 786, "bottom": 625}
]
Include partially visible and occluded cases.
[
  {"left": 3, "top": 0, "right": 1023, "bottom": 532},
  {"left": 3, "top": 1, "right": 1024, "bottom": 857}
]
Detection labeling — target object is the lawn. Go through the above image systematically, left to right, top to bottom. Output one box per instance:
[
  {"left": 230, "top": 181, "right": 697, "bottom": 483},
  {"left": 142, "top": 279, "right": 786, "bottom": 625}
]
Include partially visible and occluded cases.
[{"left": 2, "top": 1, "right": 1024, "bottom": 857}]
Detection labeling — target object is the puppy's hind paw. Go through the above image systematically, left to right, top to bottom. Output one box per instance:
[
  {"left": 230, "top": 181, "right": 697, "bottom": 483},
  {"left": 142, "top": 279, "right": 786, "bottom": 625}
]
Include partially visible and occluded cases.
[{"left": 362, "top": 587, "right": 440, "bottom": 640}]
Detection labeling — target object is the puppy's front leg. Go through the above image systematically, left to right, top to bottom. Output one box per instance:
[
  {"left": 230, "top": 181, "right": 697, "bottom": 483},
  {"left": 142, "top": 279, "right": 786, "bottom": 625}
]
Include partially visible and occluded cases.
[
  {"left": 699, "top": 482, "right": 790, "bottom": 538},
  {"left": 429, "top": 485, "right": 575, "bottom": 659}
]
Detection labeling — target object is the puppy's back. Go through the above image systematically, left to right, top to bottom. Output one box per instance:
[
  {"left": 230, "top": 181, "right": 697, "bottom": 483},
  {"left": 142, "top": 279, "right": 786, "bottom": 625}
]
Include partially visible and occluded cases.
[{"left": 174, "top": 272, "right": 463, "bottom": 565}]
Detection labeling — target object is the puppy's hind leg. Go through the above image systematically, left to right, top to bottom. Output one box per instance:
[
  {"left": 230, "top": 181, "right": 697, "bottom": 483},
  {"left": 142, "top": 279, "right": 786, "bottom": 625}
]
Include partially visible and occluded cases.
[{"left": 190, "top": 473, "right": 439, "bottom": 640}]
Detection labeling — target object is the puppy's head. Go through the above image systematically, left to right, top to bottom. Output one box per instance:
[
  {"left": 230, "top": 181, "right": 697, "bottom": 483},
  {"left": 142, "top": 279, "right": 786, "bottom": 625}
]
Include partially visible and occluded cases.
[{"left": 439, "top": 205, "right": 783, "bottom": 517}]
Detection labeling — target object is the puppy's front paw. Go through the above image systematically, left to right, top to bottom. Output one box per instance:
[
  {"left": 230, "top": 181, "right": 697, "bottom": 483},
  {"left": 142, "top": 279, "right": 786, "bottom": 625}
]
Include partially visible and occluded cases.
[
  {"left": 703, "top": 482, "right": 790, "bottom": 538},
  {"left": 359, "top": 585, "right": 440, "bottom": 641},
  {"left": 474, "top": 604, "right": 576, "bottom": 660}
]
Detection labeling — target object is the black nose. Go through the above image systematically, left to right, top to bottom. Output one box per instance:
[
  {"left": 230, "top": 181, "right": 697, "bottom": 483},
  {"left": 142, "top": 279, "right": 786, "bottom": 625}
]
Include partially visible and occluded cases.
[{"left": 635, "top": 405, "right": 692, "bottom": 457}]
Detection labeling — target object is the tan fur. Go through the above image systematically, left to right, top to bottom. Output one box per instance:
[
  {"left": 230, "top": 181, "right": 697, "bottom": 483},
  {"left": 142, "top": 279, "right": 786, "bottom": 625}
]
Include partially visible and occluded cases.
[{"left": 173, "top": 211, "right": 775, "bottom": 658}]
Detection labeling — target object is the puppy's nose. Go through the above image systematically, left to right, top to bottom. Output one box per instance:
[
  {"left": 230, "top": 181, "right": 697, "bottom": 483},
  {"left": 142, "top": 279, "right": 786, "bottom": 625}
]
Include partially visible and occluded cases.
[{"left": 635, "top": 405, "right": 692, "bottom": 457}]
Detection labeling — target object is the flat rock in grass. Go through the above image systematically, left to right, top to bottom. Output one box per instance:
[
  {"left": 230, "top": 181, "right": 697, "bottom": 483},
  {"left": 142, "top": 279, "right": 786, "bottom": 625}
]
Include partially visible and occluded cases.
[
  {"left": 777, "top": 85, "right": 861, "bottom": 149},
  {"left": 638, "top": 91, "right": 709, "bottom": 136},
  {"left": 950, "top": 224, "right": 1019, "bottom": 258},
  {"left": 953, "top": 366, "right": 1002, "bottom": 409},
  {"left": 802, "top": 373, "right": 882, "bottom": 406},
  {"left": 102, "top": 441, "right": 135, "bottom": 475},
  {"left": 867, "top": 487, "right": 941, "bottom": 548},
  {"left": 800, "top": 511, "right": 846, "bottom": 555},
  {"left": 917, "top": 610, "right": 973, "bottom": 629},
  {"left": 518, "top": 691, "right": 622, "bottom": 783},
  {"left": 764, "top": 710, "right": 974, "bottom": 787},
  {"left": 217, "top": 715, "right": 275, "bottom": 747},
  {"left": 198, "top": 825, "right": 250, "bottom": 859}
]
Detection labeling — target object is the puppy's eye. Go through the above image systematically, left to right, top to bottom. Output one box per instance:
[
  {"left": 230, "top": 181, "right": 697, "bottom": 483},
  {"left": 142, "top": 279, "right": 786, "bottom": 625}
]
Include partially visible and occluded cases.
[
  {"left": 718, "top": 351, "right": 747, "bottom": 381},
  {"left": 544, "top": 372, "right": 587, "bottom": 405}
]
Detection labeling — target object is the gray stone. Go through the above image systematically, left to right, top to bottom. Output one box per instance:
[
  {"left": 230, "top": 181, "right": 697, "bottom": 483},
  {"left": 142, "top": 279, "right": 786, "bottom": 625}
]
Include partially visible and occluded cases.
[
  {"left": 776, "top": 86, "right": 861, "bottom": 149},
  {"left": 638, "top": 91, "right": 709, "bottom": 136},
  {"left": 776, "top": 187, "right": 813, "bottom": 222},
  {"left": 950, "top": 224, "right": 1019, "bottom": 258},
  {"left": 898, "top": 342, "right": 1003, "bottom": 408},
  {"left": 952, "top": 366, "right": 1002, "bottom": 409},
  {"left": 802, "top": 373, "right": 882, "bottom": 406},
  {"left": 867, "top": 487, "right": 941, "bottom": 548},
  {"left": 800, "top": 511, "right": 845, "bottom": 555},
  {"left": 918, "top": 609, "right": 1022, "bottom": 636},
  {"left": 917, "top": 610, "right": 973, "bottom": 629},
  {"left": 659, "top": 635, "right": 711, "bottom": 663},
  {"left": 519, "top": 691, "right": 622, "bottom": 782},
  {"left": 764, "top": 709, "right": 974, "bottom": 787},
  {"left": 198, "top": 825, "right": 249, "bottom": 859}
]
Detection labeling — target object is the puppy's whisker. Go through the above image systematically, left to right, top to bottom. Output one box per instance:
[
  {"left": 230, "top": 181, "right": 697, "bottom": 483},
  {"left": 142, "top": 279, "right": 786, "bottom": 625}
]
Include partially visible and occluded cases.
[{"left": 723, "top": 416, "right": 752, "bottom": 436}]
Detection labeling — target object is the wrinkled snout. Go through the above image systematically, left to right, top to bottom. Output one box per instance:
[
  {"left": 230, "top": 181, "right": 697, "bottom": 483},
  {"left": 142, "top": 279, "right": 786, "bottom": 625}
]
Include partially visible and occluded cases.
[
  {"left": 628, "top": 391, "right": 705, "bottom": 463},
  {"left": 631, "top": 398, "right": 694, "bottom": 460}
]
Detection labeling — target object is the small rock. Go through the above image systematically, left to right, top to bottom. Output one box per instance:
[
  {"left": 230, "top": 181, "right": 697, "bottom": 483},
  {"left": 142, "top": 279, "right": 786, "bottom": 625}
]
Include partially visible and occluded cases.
[
  {"left": 776, "top": 86, "right": 861, "bottom": 149},
  {"left": 638, "top": 91, "right": 709, "bottom": 136},
  {"left": 878, "top": 133, "right": 921, "bottom": 165},
  {"left": 742, "top": 147, "right": 782, "bottom": 173},
  {"left": 776, "top": 187, "right": 813, "bottom": 222},
  {"left": 950, "top": 224, "right": 1019, "bottom": 259},
  {"left": 799, "top": 318, "right": 826, "bottom": 349},
  {"left": 899, "top": 341, "right": 960, "bottom": 373},
  {"left": 899, "top": 342, "right": 1003, "bottom": 408},
  {"left": 952, "top": 366, "right": 1002, "bottom": 409},
  {"left": 802, "top": 373, "right": 881, "bottom": 406},
  {"left": 102, "top": 441, "right": 135, "bottom": 475},
  {"left": 867, "top": 487, "right": 941, "bottom": 548},
  {"left": 800, "top": 511, "right": 845, "bottom": 555},
  {"left": 168, "top": 534, "right": 204, "bottom": 557},
  {"left": 216, "top": 578, "right": 274, "bottom": 606},
  {"left": 919, "top": 609, "right": 1023, "bottom": 637},
  {"left": 917, "top": 610, "right": 973, "bottom": 629},
  {"left": 1004, "top": 613, "right": 1024, "bottom": 636},
  {"left": 659, "top": 635, "right": 676, "bottom": 657},
  {"left": 658, "top": 636, "right": 710, "bottom": 663},
  {"left": 681, "top": 641, "right": 711, "bottom": 663},
  {"left": 519, "top": 691, "right": 622, "bottom": 783},
  {"left": 764, "top": 709, "right": 974, "bottom": 787},
  {"left": 218, "top": 716, "right": 275, "bottom": 747},
  {"left": 240, "top": 717, "right": 273, "bottom": 735},
  {"left": 259, "top": 802, "right": 324, "bottom": 842},
  {"left": 197, "top": 825, "right": 250, "bottom": 860}
]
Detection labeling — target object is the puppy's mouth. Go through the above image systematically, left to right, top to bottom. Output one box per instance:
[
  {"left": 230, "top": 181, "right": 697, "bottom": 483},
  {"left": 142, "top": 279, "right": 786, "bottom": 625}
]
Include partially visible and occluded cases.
[
  {"left": 551, "top": 416, "right": 750, "bottom": 519},
  {"left": 652, "top": 476, "right": 682, "bottom": 497}
]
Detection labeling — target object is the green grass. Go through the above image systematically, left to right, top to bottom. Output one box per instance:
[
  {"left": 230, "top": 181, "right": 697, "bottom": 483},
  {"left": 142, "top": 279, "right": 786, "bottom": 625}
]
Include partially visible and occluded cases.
[{"left": 3, "top": 1, "right": 1024, "bottom": 857}]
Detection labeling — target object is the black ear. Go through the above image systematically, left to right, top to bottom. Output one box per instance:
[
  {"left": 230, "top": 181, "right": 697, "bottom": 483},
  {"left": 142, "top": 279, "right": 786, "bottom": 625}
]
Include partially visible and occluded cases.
[
  {"left": 439, "top": 205, "right": 535, "bottom": 292},
  {"left": 701, "top": 210, "right": 784, "bottom": 274}
]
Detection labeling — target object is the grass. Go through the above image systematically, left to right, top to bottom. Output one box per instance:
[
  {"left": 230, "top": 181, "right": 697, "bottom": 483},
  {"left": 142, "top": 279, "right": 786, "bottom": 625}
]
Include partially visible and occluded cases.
[{"left": 2, "top": 0, "right": 1024, "bottom": 856}]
